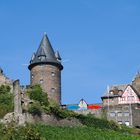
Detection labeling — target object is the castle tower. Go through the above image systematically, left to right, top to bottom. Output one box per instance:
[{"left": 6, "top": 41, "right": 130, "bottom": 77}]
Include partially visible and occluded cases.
[{"left": 28, "top": 33, "right": 63, "bottom": 105}]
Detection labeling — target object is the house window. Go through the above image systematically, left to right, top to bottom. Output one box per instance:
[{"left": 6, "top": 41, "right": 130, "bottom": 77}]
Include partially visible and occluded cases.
[
  {"left": 40, "top": 79, "right": 43, "bottom": 84},
  {"left": 110, "top": 91, "right": 114, "bottom": 95},
  {"left": 128, "top": 96, "right": 134, "bottom": 101},
  {"left": 123, "top": 106, "right": 129, "bottom": 110},
  {"left": 110, "top": 112, "right": 116, "bottom": 117},
  {"left": 117, "top": 112, "right": 122, "bottom": 117},
  {"left": 124, "top": 112, "right": 129, "bottom": 117},
  {"left": 118, "top": 121, "right": 123, "bottom": 125},
  {"left": 125, "top": 121, "right": 130, "bottom": 126}
]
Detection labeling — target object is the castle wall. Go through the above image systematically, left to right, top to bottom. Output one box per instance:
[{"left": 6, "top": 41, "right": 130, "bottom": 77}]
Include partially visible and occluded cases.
[
  {"left": 30, "top": 64, "right": 61, "bottom": 104},
  {"left": 0, "top": 73, "right": 13, "bottom": 92},
  {"left": 13, "top": 80, "right": 22, "bottom": 115},
  {"left": 74, "top": 109, "right": 102, "bottom": 118}
]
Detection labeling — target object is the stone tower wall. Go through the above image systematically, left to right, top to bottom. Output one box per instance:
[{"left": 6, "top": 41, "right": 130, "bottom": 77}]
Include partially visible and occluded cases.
[{"left": 30, "top": 64, "right": 61, "bottom": 104}]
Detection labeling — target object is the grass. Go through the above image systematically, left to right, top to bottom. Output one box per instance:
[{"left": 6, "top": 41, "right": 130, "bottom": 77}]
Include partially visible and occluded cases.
[
  {"left": 0, "top": 123, "right": 140, "bottom": 140},
  {"left": 35, "top": 124, "right": 140, "bottom": 140}
]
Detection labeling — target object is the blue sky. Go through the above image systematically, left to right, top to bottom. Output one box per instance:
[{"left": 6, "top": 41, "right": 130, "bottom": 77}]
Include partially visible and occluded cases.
[{"left": 0, "top": 0, "right": 140, "bottom": 104}]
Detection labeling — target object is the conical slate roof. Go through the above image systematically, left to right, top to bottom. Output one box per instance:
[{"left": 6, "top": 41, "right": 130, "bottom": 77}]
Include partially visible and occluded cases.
[{"left": 28, "top": 33, "right": 63, "bottom": 70}]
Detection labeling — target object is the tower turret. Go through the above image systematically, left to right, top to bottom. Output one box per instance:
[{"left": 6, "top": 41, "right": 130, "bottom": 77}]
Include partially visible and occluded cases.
[{"left": 28, "top": 33, "right": 63, "bottom": 104}]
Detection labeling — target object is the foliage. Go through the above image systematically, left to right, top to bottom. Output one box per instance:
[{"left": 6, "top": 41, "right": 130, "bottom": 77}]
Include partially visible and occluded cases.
[
  {"left": 0, "top": 85, "right": 13, "bottom": 118},
  {"left": 0, "top": 85, "right": 11, "bottom": 94},
  {"left": 27, "top": 85, "right": 49, "bottom": 106},
  {"left": 27, "top": 85, "right": 50, "bottom": 116},
  {"left": 28, "top": 102, "right": 42, "bottom": 117},
  {"left": 49, "top": 105, "right": 77, "bottom": 119},
  {"left": 101, "top": 107, "right": 107, "bottom": 120},
  {"left": 76, "top": 114, "right": 119, "bottom": 130},
  {"left": 0, "top": 123, "right": 139, "bottom": 140},
  {"left": 0, "top": 123, "right": 46, "bottom": 140},
  {"left": 36, "top": 124, "right": 140, "bottom": 140}
]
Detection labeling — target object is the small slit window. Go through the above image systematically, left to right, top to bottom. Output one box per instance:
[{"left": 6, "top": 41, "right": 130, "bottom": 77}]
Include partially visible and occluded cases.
[
  {"left": 51, "top": 72, "right": 55, "bottom": 77},
  {"left": 31, "top": 74, "right": 34, "bottom": 79},
  {"left": 40, "top": 79, "right": 43, "bottom": 84},
  {"left": 51, "top": 88, "right": 55, "bottom": 93}
]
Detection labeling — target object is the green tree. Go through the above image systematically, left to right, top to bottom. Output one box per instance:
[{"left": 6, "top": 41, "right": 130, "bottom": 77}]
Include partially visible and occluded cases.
[
  {"left": 0, "top": 85, "right": 14, "bottom": 118},
  {"left": 27, "top": 85, "right": 49, "bottom": 106},
  {"left": 27, "top": 85, "right": 49, "bottom": 116}
]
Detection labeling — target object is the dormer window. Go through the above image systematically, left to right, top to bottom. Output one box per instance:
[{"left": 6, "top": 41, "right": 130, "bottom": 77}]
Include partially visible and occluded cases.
[
  {"left": 38, "top": 56, "right": 41, "bottom": 60},
  {"left": 41, "top": 56, "right": 46, "bottom": 61},
  {"left": 110, "top": 91, "right": 114, "bottom": 95}
]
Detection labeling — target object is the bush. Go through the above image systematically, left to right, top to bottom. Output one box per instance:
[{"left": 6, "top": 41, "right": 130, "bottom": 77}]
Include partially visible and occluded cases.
[
  {"left": 0, "top": 85, "right": 13, "bottom": 118},
  {"left": 0, "top": 85, "right": 11, "bottom": 94},
  {"left": 27, "top": 85, "right": 49, "bottom": 107},
  {"left": 28, "top": 102, "right": 42, "bottom": 117},
  {"left": 49, "top": 105, "right": 77, "bottom": 119},
  {"left": 76, "top": 114, "right": 119, "bottom": 130},
  {"left": 0, "top": 123, "right": 46, "bottom": 140}
]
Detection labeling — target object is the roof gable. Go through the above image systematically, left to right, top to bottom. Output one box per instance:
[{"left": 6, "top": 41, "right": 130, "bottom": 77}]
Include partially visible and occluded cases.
[
  {"left": 122, "top": 85, "right": 138, "bottom": 98},
  {"left": 78, "top": 99, "right": 87, "bottom": 109}
]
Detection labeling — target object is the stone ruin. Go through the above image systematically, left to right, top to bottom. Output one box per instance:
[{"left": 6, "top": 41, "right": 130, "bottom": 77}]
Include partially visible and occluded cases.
[{"left": 0, "top": 69, "right": 82, "bottom": 126}]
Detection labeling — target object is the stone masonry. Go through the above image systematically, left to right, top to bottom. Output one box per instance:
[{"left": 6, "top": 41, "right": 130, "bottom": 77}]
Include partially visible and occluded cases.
[{"left": 30, "top": 64, "right": 61, "bottom": 104}]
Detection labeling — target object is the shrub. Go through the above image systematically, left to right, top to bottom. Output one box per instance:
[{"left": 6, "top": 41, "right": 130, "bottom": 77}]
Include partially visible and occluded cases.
[
  {"left": 0, "top": 85, "right": 13, "bottom": 118},
  {"left": 0, "top": 85, "right": 11, "bottom": 94},
  {"left": 27, "top": 85, "right": 49, "bottom": 107},
  {"left": 28, "top": 102, "right": 42, "bottom": 117},
  {"left": 49, "top": 105, "right": 77, "bottom": 119},
  {"left": 77, "top": 114, "right": 119, "bottom": 130},
  {"left": 0, "top": 123, "right": 46, "bottom": 140}
]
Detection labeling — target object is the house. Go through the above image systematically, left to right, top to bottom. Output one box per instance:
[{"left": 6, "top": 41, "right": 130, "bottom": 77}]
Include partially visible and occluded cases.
[{"left": 101, "top": 72, "right": 140, "bottom": 127}]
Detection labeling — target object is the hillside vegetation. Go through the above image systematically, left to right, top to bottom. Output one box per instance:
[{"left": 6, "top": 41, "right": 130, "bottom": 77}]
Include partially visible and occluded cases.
[
  {"left": 0, "top": 85, "right": 13, "bottom": 118},
  {"left": 0, "top": 123, "right": 140, "bottom": 140}
]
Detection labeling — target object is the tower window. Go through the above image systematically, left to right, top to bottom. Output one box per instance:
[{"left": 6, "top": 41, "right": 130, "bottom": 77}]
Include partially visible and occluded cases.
[
  {"left": 51, "top": 72, "right": 55, "bottom": 77},
  {"left": 31, "top": 74, "right": 34, "bottom": 79},
  {"left": 40, "top": 79, "right": 43, "bottom": 84},
  {"left": 51, "top": 88, "right": 55, "bottom": 93}
]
